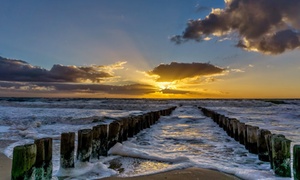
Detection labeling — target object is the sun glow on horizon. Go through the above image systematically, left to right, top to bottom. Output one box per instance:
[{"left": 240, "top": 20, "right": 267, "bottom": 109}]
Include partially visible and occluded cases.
[{"left": 157, "top": 81, "right": 177, "bottom": 90}]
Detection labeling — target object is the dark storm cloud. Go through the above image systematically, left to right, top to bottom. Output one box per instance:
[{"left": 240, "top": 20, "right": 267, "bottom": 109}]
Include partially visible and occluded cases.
[
  {"left": 172, "top": 0, "right": 300, "bottom": 54},
  {"left": 0, "top": 57, "right": 112, "bottom": 83},
  {"left": 148, "top": 62, "right": 224, "bottom": 82},
  {"left": 0, "top": 81, "right": 157, "bottom": 95}
]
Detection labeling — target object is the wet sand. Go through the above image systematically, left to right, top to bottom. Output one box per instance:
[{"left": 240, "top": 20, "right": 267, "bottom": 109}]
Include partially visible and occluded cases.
[
  {"left": 0, "top": 153, "right": 239, "bottom": 180},
  {"left": 0, "top": 153, "right": 11, "bottom": 180},
  {"left": 101, "top": 168, "right": 240, "bottom": 180}
]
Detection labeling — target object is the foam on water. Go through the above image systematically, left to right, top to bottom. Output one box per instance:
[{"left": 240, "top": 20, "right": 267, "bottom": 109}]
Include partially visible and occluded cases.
[
  {"left": 1, "top": 99, "right": 299, "bottom": 179},
  {"left": 116, "top": 106, "right": 283, "bottom": 180},
  {"left": 0, "top": 126, "right": 10, "bottom": 133},
  {"left": 109, "top": 142, "right": 190, "bottom": 163},
  {"left": 55, "top": 161, "right": 117, "bottom": 180}
]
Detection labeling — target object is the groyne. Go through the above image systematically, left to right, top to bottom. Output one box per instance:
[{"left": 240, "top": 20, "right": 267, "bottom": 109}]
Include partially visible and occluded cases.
[
  {"left": 10, "top": 107, "right": 176, "bottom": 179},
  {"left": 200, "top": 107, "right": 299, "bottom": 178}
]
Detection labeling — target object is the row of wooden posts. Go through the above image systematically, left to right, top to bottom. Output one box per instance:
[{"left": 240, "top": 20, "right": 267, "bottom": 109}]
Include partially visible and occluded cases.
[
  {"left": 11, "top": 107, "right": 177, "bottom": 180},
  {"left": 200, "top": 107, "right": 300, "bottom": 179}
]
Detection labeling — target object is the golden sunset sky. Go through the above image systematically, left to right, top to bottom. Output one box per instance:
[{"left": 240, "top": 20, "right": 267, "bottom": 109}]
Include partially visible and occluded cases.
[{"left": 0, "top": 0, "right": 300, "bottom": 98}]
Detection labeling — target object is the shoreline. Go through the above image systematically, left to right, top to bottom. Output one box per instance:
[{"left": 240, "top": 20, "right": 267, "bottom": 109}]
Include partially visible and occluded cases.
[
  {"left": 0, "top": 152, "right": 239, "bottom": 180},
  {"left": 101, "top": 167, "right": 240, "bottom": 180}
]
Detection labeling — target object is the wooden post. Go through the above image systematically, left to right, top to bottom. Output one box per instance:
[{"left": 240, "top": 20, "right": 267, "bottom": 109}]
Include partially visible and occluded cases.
[
  {"left": 154, "top": 111, "right": 160, "bottom": 123},
  {"left": 149, "top": 113, "right": 154, "bottom": 125},
  {"left": 213, "top": 113, "right": 219, "bottom": 123},
  {"left": 136, "top": 115, "right": 142, "bottom": 132},
  {"left": 219, "top": 115, "right": 224, "bottom": 128},
  {"left": 127, "top": 117, "right": 134, "bottom": 138},
  {"left": 133, "top": 117, "right": 140, "bottom": 135},
  {"left": 223, "top": 117, "right": 230, "bottom": 133},
  {"left": 121, "top": 118, "right": 128, "bottom": 141},
  {"left": 231, "top": 119, "right": 239, "bottom": 141},
  {"left": 118, "top": 120, "right": 124, "bottom": 143},
  {"left": 108, "top": 121, "right": 120, "bottom": 149},
  {"left": 238, "top": 122, "right": 246, "bottom": 145},
  {"left": 99, "top": 124, "right": 108, "bottom": 156},
  {"left": 92, "top": 125, "right": 101, "bottom": 159},
  {"left": 243, "top": 125, "right": 249, "bottom": 150},
  {"left": 247, "top": 125, "right": 259, "bottom": 154},
  {"left": 77, "top": 129, "right": 93, "bottom": 162},
  {"left": 257, "top": 129, "right": 271, "bottom": 162},
  {"left": 60, "top": 132, "right": 75, "bottom": 168},
  {"left": 265, "top": 133, "right": 274, "bottom": 169},
  {"left": 271, "top": 135, "right": 291, "bottom": 177},
  {"left": 34, "top": 138, "right": 53, "bottom": 180},
  {"left": 11, "top": 144, "right": 36, "bottom": 180},
  {"left": 293, "top": 145, "right": 300, "bottom": 180}
]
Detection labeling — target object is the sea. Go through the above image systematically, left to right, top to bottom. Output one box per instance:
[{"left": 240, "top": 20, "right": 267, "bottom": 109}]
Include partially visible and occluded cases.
[{"left": 0, "top": 98, "right": 299, "bottom": 180}]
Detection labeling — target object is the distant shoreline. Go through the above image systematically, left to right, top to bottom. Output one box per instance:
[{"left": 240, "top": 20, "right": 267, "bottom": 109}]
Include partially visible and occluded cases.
[{"left": 1, "top": 97, "right": 300, "bottom": 100}]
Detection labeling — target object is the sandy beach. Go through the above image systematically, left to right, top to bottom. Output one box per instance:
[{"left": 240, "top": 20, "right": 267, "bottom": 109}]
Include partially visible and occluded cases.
[
  {"left": 0, "top": 152, "right": 239, "bottom": 180},
  {"left": 0, "top": 153, "right": 11, "bottom": 180},
  {"left": 101, "top": 168, "right": 239, "bottom": 180}
]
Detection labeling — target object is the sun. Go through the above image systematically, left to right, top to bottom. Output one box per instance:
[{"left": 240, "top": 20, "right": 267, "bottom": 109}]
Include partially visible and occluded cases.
[{"left": 157, "top": 82, "right": 177, "bottom": 90}]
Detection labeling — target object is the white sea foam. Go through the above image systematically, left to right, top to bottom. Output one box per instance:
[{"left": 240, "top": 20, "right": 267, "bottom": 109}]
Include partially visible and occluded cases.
[
  {"left": 108, "top": 142, "right": 190, "bottom": 163},
  {"left": 55, "top": 161, "right": 117, "bottom": 179}
]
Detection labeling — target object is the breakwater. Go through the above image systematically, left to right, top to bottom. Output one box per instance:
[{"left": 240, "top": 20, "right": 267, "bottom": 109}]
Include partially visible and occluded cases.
[
  {"left": 200, "top": 106, "right": 300, "bottom": 179},
  {"left": 10, "top": 107, "right": 176, "bottom": 180}
]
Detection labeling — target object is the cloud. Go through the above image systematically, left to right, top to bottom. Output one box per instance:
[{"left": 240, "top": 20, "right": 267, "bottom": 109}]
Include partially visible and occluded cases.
[
  {"left": 172, "top": 0, "right": 300, "bottom": 54},
  {"left": 195, "top": 4, "right": 210, "bottom": 12},
  {"left": 0, "top": 56, "right": 114, "bottom": 83},
  {"left": 0, "top": 57, "right": 158, "bottom": 96},
  {"left": 148, "top": 62, "right": 224, "bottom": 82},
  {"left": 231, "top": 68, "right": 245, "bottom": 73},
  {"left": 0, "top": 81, "right": 157, "bottom": 95},
  {"left": 51, "top": 83, "right": 157, "bottom": 95},
  {"left": 161, "top": 89, "right": 191, "bottom": 95}
]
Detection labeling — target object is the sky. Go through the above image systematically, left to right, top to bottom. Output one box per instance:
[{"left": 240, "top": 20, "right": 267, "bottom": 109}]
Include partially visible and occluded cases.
[{"left": 0, "top": 0, "right": 300, "bottom": 98}]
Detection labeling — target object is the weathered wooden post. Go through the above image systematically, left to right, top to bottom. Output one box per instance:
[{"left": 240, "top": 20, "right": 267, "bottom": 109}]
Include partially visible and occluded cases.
[
  {"left": 154, "top": 111, "right": 160, "bottom": 123},
  {"left": 150, "top": 112, "right": 155, "bottom": 125},
  {"left": 145, "top": 113, "right": 152, "bottom": 128},
  {"left": 213, "top": 113, "right": 219, "bottom": 123},
  {"left": 216, "top": 114, "right": 222, "bottom": 125},
  {"left": 136, "top": 115, "right": 142, "bottom": 133},
  {"left": 219, "top": 115, "right": 224, "bottom": 128},
  {"left": 134, "top": 116, "right": 140, "bottom": 133},
  {"left": 127, "top": 117, "right": 134, "bottom": 138},
  {"left": 223, "top": 117, "right": 229, "bottom": 133},
  {"left": 121, "top": 118, "right": 128, "bottom": 141},
  {"left": 231, "top": 119, "right": 239, "bottom": 141},
  {"left": 118, "top": 120, "right": 124, "bottom": 143},
  {"left": 108, "top": 121, "right": 120, "bottom": 149},
  {"left": 238, "top": 122, "right": 246, "bottom": 145},
  {"left": 99, "top": 124, "right": 108, "bottom": 156},
  {"left": 92, "top": 125, "right": 101, "bottom": 159},
  {"left": 244, "top": 125, "right": 250, "bottom": 150},
  {"left": 247, "top": 125, "right": 259, "bottom": 154},
  {"left": 77, "top": 129, "right": 93, "bottom": 162},
  {"left": 257, "top": 129, "right": 271, "bottom": 162},
  {"left": 60, "top": 132, "right": 75, "bottom": 168},
  {"left": 265, "top": 133, "right": 274, "bottom": 169},
  {"left": 271, "top": 135, "right": 291, "bottom": 177},
  {"left": 34, "top": 138, "right": 53, "bottom": 180},
  {"left": 11, "top": 144, "right": 36, "bottom": 180},
  {"left": 294, "top": 145, "right": 300, "bottom": 180}
]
